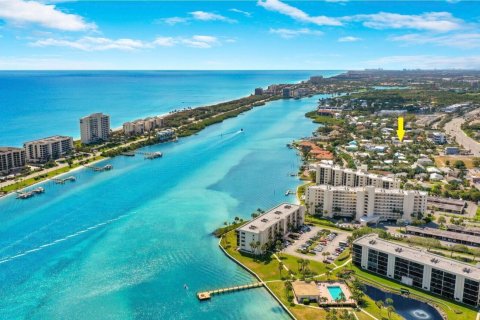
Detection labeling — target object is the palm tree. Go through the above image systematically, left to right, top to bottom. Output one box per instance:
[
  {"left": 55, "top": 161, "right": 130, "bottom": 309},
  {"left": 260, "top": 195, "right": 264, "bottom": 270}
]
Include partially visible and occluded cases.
[
  {"left": 249, "top": 241, "right": 257, "bottom": 255},
  {"left": 255, "top": 241, "right": 261, "bottom": 255},
  {"left": 261, "top": 243, "right": 269, "bottom": 257},
  {"left": 297, "top": 258, "right": 304, "bottom": 273},
  {"left": 302, "top": 259, "right": 310, "bottom": 276},
  {"left": 278, "top": 261, "right": 284, "bottom": 277},
  {"left": 385, "top": 298, "right": 393, "bottom": 306},
  {"left": 376, "top": 300, "right": 384, "bottom": 310},
  {"left": 387, "top": 305, "right": 395, "bottom": 319}
]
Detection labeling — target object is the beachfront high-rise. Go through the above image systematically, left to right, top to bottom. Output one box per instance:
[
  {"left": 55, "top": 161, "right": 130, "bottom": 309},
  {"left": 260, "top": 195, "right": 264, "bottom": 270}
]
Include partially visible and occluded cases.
[
  {"left": 80, "top": 113, "right": 110, "bottom": 144},
  {"left": 23, "top": 136, "right": 73, "bottom": 163},
  {"left": 0, "top": 147, "right": 26, "bottom": 174},
  {"left": 305, "top": 185, "right": 427, "bottom": 221},
  {"left": 236, "top": 203, "right": 305, "bottom": 254},
  {"left": 353, "top": 234, "right": 480, "bottom": 307}
]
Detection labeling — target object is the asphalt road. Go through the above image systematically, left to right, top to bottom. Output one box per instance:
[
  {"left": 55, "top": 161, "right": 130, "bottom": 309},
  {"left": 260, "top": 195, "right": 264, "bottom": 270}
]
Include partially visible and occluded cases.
[{"left": 444, "top": 109, "right": 480, "bottom": 157}]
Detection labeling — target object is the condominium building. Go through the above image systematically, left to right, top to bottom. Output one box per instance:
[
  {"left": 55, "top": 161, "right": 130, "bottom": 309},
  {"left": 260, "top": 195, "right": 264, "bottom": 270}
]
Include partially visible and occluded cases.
[
  {"left": 80, "top": 113, "right": 110, "bottom": 144},
  {"left": 123, "top": 116, "right": 164, "bottom": 136},
  {"left": 24, "top": 136, "right": 73, "bottom": 163},
  {"left": 0, "top": 147, "right": 26, "bottom": 174},
  {"left": 313, "top": 163, "right": 400, "bottom": 189},
  {"left": 305, "top": 185, "right": 427, "bottom": 221},
  {"left": 236, "top": 203, "right": 305, "bottom": 254},
  {"left": 406, "top": 226, "right": 480, "bottom": 247},
  {"left": 353, "top": 234, "right": 480, "bottom": 307}
]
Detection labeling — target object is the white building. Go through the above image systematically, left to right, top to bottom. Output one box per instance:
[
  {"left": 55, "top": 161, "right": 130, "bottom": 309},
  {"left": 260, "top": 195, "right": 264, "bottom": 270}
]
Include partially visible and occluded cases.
[
  {"left": 80, "top": 113, "right": 110, "bottom": 144},
  {"left": 123, "top": 116, "right": 164, "bottom": 136},
  {"left": 432, "top": 132, "right": 446, "bottom": 144},
  {"left": 24, "top": 136, "right": 73, "bottom": 163},
  {"left": 0, "top": 147, "right": 26, "bottom": 174},
  {"left": 313, "top": 163, "right": 400, "bottom": 189},
  {"left": 305, "top": 185, "right": 427, "bottom": 221},
  {"left": 236, "top": 203, "right": 305, "bottom": 254},
  {"left": 353, "top": 234, "right": 480, "bottom": 307}
]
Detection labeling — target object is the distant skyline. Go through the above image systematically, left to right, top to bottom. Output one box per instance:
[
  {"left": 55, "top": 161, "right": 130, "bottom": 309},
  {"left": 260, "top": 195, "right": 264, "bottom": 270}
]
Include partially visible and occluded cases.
[{"left": 0, "top": 0, "right": 479, "bottom": 70}]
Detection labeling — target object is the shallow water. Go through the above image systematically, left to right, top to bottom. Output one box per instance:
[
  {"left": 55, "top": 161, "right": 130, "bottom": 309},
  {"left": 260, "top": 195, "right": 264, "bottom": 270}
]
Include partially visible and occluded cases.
[{"left": 0, "top": 92, "right": 328, "bottom": 319}]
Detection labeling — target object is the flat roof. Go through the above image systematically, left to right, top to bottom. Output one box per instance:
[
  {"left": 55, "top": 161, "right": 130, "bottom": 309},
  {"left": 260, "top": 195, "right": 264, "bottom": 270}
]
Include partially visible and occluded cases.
[
  {"left": 24, "top": 135, "right": 72, "bottom": 144},
  {"left": 0, "top": 147, "right": 24, "bottom": 152},
  {"left": 315, "top": 163, "right": 398, "bottom": 182},
  {"left": 309, "top": 185, "right": 427, "bottom": 196},
  {"left": 427, "top": 196, "right": 466, "bottom": 207},
  {"left": 237, "top": 203, "right": 301, "bottom": 234},
  {"left": 447, "top": 225, "right": 480, "bottom": 234},
  {"left": 406, "top": 226, "right": 480, "bottom": 245},
  {"left": 354, "top": 234, "right": 480, "bottom": 280},
  {"left": 292, "top": 281, "right": 319, "bottom": 297}
]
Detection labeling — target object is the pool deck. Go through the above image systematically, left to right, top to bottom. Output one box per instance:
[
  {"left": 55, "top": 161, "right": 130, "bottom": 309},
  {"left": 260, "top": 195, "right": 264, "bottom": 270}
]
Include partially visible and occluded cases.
[{"left": 318, "top": 281, "right": 356, "bottom": 306}]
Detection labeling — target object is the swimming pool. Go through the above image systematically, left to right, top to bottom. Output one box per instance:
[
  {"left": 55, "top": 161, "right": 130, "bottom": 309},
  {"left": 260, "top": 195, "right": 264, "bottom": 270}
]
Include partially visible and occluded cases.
[{"left": 327, "top": 286, "right": 344, "bottom": 300}]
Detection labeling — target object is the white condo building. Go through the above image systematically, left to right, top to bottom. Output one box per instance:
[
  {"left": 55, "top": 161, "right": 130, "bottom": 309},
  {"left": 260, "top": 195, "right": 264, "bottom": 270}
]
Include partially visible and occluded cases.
[
  {"left": 80, "top": 113, "right": 110, "bottom": 144},
  {"left": 123, "top": 116, "right": 164, "bottom": 136},
  {"left": 24, "top": 136, "right": 73, "bottom": 163},
  {"left": 0, "top": 147, "right": 26, "bottom": 174},
  {"left": 314, "top": 163, "right": 400, "bottom": 189},
  {"left": 305, "top": 185, "right": 427, "bottom": 221},
  {"left": 236, "top": 203, "right": 305, "bottom": 254},
  {"left": 353, "top": 234, "right": 480, "bottom": 307}
]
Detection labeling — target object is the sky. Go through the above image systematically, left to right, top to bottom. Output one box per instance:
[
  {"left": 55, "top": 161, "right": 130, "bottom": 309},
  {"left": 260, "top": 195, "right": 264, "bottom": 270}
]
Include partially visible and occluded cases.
[{"left": 0, "top": 0, "right": 479, "bottom": 70}]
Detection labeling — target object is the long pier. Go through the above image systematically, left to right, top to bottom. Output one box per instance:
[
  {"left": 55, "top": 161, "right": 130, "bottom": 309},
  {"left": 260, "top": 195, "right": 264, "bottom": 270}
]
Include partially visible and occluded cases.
[
  {"left": 136, "top": 151, "right": 163, "bottom": 160},
  {"left": 197, "top": 282, "right": 263, "bottom": 300}
]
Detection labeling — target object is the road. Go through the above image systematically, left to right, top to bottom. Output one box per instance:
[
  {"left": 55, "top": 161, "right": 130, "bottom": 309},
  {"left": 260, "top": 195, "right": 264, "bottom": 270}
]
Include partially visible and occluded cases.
[{"left": 444, "top": 108, "right": 480, "bottom": 157}]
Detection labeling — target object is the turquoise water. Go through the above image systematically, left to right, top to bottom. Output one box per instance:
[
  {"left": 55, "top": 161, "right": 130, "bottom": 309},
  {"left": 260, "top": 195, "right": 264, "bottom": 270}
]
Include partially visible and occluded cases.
[
  {"left": 0, "top": 71, "right": 341, "bottom": 146},
  {"left": 0, "top": 85, "right": 332, "bottom": 319},
  {"left": 327, "top": 286, "right": 344, "bottom": 301}
]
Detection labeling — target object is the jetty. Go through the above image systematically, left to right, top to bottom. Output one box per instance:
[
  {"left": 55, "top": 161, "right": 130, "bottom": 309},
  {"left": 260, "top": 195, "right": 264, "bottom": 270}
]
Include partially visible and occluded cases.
[
  {"left": 84, "top": 164, "right": 113, "bottom": 172},
  {"left": 52, "top": 176, "right": 76, "bottom": 184},
  {"left": 16, "top": 187, "right": 45, "bottom": 199},
  {"left": 197, "top": 282, "right": 263, "bottom": 301}
]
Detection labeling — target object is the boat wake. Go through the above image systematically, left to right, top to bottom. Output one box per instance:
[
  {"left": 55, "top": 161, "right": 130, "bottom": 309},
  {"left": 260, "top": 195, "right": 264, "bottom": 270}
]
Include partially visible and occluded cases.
[{"left": 0, "top": 214, "right": 129, "bottom": 265}]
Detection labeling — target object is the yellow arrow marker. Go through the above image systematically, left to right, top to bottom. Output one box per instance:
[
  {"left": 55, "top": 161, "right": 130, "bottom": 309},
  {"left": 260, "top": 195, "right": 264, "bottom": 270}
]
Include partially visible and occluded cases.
[{"left": 397, "top": 116, "right": 405, "bottom": 142}]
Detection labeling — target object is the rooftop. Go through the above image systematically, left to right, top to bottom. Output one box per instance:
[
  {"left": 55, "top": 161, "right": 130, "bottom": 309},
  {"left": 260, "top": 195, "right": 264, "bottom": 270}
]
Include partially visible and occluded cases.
[
  {"left": 24, "top": 135, "right": 72, "bottom": 144},
  {"left": 0, "top": 147, "right": 24, "bottom": 152},
  {"left": 309, "top": 185, "right": 426, "bottom": 196},
  {"left": 237, "top": 203, "right": 301, "bottom": 234},
  {"left": 406, "top": 226, "right": 480, "bottom": 245},
  {"left": 354, "top": 234, "right": 480, "bottom": 280}
]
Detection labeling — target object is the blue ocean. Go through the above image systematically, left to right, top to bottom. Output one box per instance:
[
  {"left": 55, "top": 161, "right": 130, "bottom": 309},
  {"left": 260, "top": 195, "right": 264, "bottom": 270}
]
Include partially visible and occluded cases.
[{"left": 0, "top": 71, "right": 338, "bottom": 319}]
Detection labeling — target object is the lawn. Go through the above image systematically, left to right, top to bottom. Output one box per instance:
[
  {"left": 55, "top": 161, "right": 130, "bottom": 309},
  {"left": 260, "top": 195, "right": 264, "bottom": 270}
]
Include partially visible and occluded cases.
[
  {"left": 434, "top": 155, "right": 479, "bottom": 169},
  {"left": 221, "top": 230, "right": 328, "bottom": 281},
  {"left": 351, "top": 265, "right": 477, "bottom": 320}
]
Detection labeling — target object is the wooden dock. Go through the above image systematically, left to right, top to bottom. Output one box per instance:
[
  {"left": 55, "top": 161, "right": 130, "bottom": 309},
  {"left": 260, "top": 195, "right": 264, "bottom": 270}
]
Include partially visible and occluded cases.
[
  {"left": 84, "top": 164, "right": 113, "bottom": 172},
  {"left": 53, "top": 176, "right": 76, "bottom": 184},
  {"left": 197, "top": 282, "right": 263, "bottom": 301}
]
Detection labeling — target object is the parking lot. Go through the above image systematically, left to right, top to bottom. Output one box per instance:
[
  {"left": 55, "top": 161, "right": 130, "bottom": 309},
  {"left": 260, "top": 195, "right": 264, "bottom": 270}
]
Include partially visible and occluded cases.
[{"left": 283, "top": 225, "right": 349, "bottom": 263}]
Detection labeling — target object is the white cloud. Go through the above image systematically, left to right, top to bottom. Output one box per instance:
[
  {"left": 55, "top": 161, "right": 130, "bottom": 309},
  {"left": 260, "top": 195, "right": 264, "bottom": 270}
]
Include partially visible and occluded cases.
[
  {"left": 0, "top": 0, "right": 95, "bottom": 31},
  {"left": 257, "top": 0, "right": 342, "bottom": 26},
  {"left": 229, "top": 8, "right": 252, "bottom": 17},
  {"left": 189, "top": 11, "right": 236, "bottom": 23},
  {"left": 348, "top": 12, "right": 463, "bottom": 32},
  {"left": 161, "top": 17, "right": 189, "bottom": 26},
  {"left": 269, "top": 28, "right": 323, "bottom": 39},
  {"left": 390, "top": 33, "right": 480, "bottom": 49},
  {"left": 30, "top": 34, "right": 226, "bottom": 51},
  {"left": 181, "top": 35, "right": 219, "bottom": 48},
  {"left": 338, "top": 36, "right": 361, "bottom": 42},
  {"left": 31, "top": 37, "right": 153, "bottom": 51},
  {"left": 153, "top": 37, "right": 176, "bottom": 47},
  {"left": 0, "top": 55, "right": 109, "bottom": 69},
  {"left": 366, "top": 55, "right": 480, "bottom": 69}
]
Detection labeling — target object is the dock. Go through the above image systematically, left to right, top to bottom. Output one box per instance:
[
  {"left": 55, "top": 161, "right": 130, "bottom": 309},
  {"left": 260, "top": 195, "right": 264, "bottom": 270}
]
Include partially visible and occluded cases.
[
  {"left": 137, "top": 151, "right": 163, "bottom": 160},
  {"left": 84, "top": 164, "right": 113, "bottom": 172},
  {"left": 52, "top": 176, "right": 76, "bottom": 184},
  {"left": 16, "top": 187, "right": 45, "bottom": 199},
  {"left": 197, "top": 282, "right": 264, "bottom": 301}
]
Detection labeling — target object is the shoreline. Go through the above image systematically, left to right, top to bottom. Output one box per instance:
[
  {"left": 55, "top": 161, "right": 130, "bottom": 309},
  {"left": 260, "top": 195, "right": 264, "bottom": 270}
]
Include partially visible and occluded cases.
[{"left": 1, "top": 77, "right": 326, "bottom": 197}]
